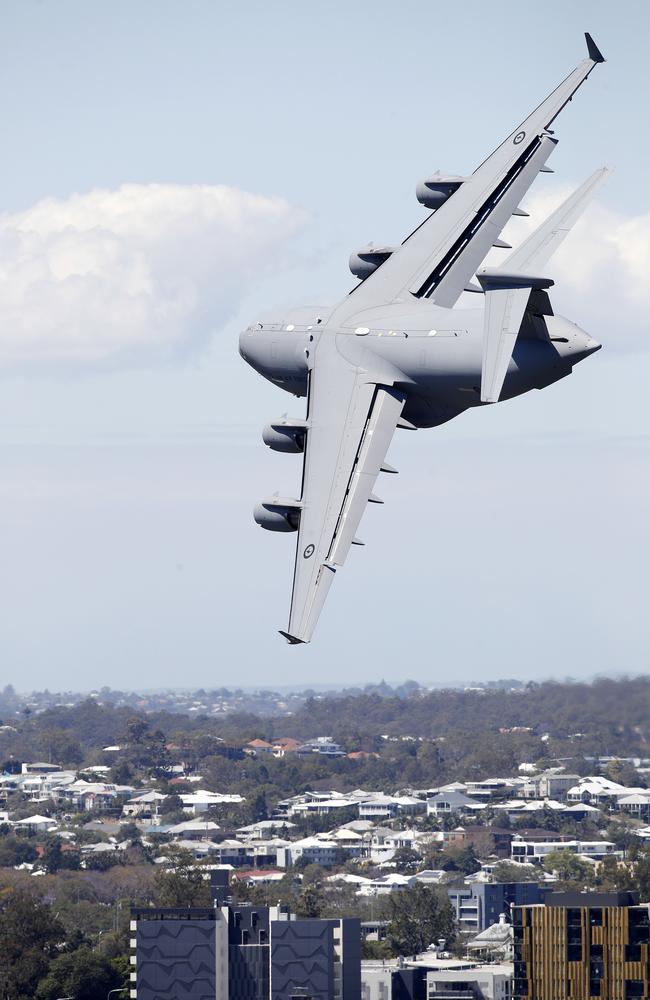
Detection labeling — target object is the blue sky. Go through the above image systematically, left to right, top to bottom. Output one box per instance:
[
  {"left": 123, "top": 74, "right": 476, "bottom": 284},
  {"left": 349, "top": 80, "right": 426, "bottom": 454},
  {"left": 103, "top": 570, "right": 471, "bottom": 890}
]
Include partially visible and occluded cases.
[{"left": 0, "top": 0, "right": 648, "bottom": 690}]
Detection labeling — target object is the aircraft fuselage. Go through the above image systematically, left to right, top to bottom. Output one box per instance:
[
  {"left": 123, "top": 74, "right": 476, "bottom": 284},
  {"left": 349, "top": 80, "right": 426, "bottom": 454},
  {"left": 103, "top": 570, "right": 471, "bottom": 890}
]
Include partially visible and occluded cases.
[{"left": 239, "top": 302, "right": 600, "bottom": 428}]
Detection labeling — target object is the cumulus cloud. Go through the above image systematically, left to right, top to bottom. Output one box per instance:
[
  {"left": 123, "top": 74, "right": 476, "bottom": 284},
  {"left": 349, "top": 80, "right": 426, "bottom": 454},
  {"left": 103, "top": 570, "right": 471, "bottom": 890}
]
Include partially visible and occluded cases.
[
  {"left": 512, "top": 180, "right": 649, "bottom": 351},
  {"left": 0, "top": 183, "right": 307, "bottom": 367}
]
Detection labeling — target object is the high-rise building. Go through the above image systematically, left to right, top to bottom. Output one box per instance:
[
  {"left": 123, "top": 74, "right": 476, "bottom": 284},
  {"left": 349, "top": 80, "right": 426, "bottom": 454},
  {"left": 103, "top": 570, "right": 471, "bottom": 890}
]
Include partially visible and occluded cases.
[
  {"left": 130, "top": 873, "right": 360, "bottom": 1000},
  {"left": 447, "top": 882, "right": 550, "bottom": 933},
  {"left": 512, "top": 891, "right": 650, "bottom": 1000},
  {"left": 131, "top": 905, "right": 229, "bottom": 1000}
]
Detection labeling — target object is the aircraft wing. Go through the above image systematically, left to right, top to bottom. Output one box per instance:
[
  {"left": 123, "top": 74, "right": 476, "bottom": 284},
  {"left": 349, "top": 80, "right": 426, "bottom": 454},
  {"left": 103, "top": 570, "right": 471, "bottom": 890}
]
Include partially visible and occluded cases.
[
  {"left": 328, "top": 34, "right": 604, "bottom": 325},
  {"left": 504, "top": 165, "right": 611, "bottom": 272},
  {"left": 280, "top": 338, "right": 405, "bottom": 644}
]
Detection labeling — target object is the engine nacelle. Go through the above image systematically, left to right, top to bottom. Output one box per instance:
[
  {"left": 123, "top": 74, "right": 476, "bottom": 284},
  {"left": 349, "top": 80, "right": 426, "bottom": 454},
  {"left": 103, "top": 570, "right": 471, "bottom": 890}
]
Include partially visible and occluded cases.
[
  {"left": 416, "top": 174, "right": 467, "bottom": 209},
  {"left": 349, "top": 245, "right": 397, "bottom": 280},
  {"left": 262, "top": 419, "right": 308, "bottom": 453},
  {"left": 254, "top": 497, "right": 302, "bottom": 532}
]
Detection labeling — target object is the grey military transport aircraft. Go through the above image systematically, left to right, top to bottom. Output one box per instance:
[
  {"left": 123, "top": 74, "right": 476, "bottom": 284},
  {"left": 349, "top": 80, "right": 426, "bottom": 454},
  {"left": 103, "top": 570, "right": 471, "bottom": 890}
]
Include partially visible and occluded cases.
[{"left": 239, "top": 33, "right": 607, "bottom": 645}]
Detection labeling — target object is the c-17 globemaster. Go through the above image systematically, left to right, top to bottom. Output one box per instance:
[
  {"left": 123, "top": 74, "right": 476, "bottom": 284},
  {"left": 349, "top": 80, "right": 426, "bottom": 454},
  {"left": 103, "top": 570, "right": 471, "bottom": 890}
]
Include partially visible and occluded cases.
[{"left": 239, "top": 33, "right": 608, "bottom": 645}]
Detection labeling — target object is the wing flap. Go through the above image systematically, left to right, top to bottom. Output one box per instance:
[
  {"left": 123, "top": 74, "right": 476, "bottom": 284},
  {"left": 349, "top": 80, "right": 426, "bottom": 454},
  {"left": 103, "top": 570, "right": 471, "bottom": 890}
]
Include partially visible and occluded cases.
[
  {"left": 420, "top": 135, "right": 557, "bottom": 307},
  {"left": 284, "top": 341, "right": 404, "bottom": 643},
  {"left": 329, "top": 386, "right": 405, "bottom": 564}
]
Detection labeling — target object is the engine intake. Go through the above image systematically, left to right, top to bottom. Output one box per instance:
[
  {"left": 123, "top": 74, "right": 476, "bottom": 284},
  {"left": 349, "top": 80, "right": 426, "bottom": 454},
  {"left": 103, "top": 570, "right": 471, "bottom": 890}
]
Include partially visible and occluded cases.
[
  {"left": 416, "top": 174, "right": 467, "bottom": 209},
  {"left": 349, "top": 245, "right": 397, "bottom": 280},
  {"left": 262, "top": 419, "right": 308, "bottom": 453},
  {"left": 254, "top": 497, "right": 302, "bottom": 532}
]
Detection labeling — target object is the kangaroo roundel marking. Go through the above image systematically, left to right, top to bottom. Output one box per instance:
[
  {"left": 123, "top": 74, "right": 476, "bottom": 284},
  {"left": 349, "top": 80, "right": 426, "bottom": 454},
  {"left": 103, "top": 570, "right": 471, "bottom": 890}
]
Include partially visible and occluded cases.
[
  {"left": 513, "top": 131, "right": 526, "bottom": 145},
  {"left": 303, "top": 544, "right": 315, "bottom": 559}
]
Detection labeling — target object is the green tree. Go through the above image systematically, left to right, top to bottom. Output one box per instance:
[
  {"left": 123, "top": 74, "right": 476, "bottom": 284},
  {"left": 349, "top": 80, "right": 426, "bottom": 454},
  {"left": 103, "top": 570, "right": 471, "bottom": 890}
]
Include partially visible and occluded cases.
[
  {"left": 125, "top": 716, "right": 150, "bottom": 745},
  {"left": 109, "top": 760, "right": 134, "bottom": 785},
  {"left": 159, "top": 793, "right": 184, "bottom": 816},
  {"left": 119, "top": 822, "right": 142, "bottom": 845},
  {"left": 0, "top": 834, "right": 37, "bottom": 867},
  {"left": 41, "top": 838, "right": 80, "bottom": 874},
  {"left": 453, "top": 845, "right": 481, "bottom": 876},
  {"left": 153, "top": 846, "right": 213, "bottom": 907},
  {"left": 392, "top": 847, "right": 422, "bottom": 873},
  {"left": 542, "top": 849, "right": 595, "bottom": 886},
  {"left": 633, "top": 850, "right": 650, "bottom": 901},
  {"left": 597, "top": 855, "right": 635, "bottom": 892},
  {"left": 492, "top": 861, "right": 540, "bottom": 883},
  {"left": 296, "top": 881, "right": 324, "bottom": 918},
  {"left": 388, "top": 883, "right": 455, "bottom": 957},
  {"left": 0, "top": 891, "right": 66, "bottom": 1000},
  {"left": 362, "top": 939, "right": 393, "bottom": 959},
  {"left": 34, "top": 948, "right": 124, "bottom": 1000}
]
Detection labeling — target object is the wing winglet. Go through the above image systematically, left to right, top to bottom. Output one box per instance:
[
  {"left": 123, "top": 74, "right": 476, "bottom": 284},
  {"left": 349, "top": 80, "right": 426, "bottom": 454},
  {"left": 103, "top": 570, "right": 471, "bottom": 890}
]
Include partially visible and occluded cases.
[
  {"left": 585, "top": 32, "right": 605, "bottom": 63},
  {"left": 279, "top": 630, "right": 305, "bottom": 645}
]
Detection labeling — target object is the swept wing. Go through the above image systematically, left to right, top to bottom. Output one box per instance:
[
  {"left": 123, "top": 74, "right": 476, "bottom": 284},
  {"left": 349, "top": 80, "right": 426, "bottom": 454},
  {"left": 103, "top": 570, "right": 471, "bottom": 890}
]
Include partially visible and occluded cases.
[
  {"left": 328, "top": 34, "right": 604, "bottom": 326},
  {"left": 278, "top": 36, "right": 606, "bottom": 643},
  {"left": 281, "top": 339, "right": 404, "bottom": 644}
]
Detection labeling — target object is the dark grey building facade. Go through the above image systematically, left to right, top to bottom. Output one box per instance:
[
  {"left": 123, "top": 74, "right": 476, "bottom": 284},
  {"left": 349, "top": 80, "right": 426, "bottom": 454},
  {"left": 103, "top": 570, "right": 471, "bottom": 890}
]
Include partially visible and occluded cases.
[
  {"left": 447, "top": 880, "right": 550, "bottom": 931},
  {"left": 131, "top": 886, "right": 360, "bottom": 1000},
  {"left": 133, "top": 908, "right": 224, "bottom": 1000},
  {"left": 271, "top": 918, "right": 361, "bottom": 1000}
]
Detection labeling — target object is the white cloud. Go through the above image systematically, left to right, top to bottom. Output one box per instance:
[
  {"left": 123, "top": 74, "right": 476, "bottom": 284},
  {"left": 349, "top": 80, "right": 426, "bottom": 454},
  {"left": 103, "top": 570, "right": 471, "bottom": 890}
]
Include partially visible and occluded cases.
[
  {"left": 0, "top": 177, "right": 645, "bottom": 369},
  {"left": 511, "top": 181, "right": 650, "bottom": 351},
  {"left": 0, "top": 183, "right": 307, "bottom": 367}
]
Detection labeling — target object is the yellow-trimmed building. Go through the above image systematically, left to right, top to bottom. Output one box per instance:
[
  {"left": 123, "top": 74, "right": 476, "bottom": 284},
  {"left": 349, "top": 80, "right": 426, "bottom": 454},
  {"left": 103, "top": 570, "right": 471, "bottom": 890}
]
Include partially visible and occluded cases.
[{"left": 513, "top": 891, "right": 649, "bottom": 1000}]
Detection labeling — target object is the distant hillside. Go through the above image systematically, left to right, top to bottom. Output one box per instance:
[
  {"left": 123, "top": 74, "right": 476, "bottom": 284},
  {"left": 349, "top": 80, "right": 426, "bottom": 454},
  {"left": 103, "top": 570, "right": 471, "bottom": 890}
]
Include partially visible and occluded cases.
[
  {"left": 2, "top": 676, "right": 650, "bottom": 765},
  {"left": 261, "top": 676, "right": 650, "bottom": 748}
]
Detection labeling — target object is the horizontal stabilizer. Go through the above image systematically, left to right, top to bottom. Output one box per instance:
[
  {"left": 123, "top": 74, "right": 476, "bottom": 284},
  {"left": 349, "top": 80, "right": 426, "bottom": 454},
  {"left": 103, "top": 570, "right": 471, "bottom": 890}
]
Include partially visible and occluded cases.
[{"left": 477, "top": 269, "right": 553, "bottom": 291}]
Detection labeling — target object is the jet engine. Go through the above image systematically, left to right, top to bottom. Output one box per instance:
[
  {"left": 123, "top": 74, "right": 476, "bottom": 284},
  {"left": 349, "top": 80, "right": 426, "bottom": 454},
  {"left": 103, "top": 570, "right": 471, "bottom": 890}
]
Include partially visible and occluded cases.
[
  {"left": 416, "top": 174, "right": 467, "bottom": 209},
  {"left": 349, "top": 245, "right": 397, "bottom": 280},
  {"left": 262, "top": 419, "right": 308, "bottom": 453},
  {"left": 254, "top": 497, "right": 302, "bottom": 532}
]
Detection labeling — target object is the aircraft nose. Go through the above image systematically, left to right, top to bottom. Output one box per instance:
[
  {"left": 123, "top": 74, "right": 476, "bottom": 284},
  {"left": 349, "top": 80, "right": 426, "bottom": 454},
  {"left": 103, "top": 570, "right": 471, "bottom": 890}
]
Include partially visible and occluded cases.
[{"left": 239, "top": 328, "right": 252, "bottom": 362}]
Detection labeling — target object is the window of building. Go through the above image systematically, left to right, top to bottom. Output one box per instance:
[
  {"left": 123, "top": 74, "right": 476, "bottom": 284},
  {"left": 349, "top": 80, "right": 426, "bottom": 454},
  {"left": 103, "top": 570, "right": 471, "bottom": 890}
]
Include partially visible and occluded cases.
[{"left": 625, "top": 981, "right": 645, "bottom": 999}]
